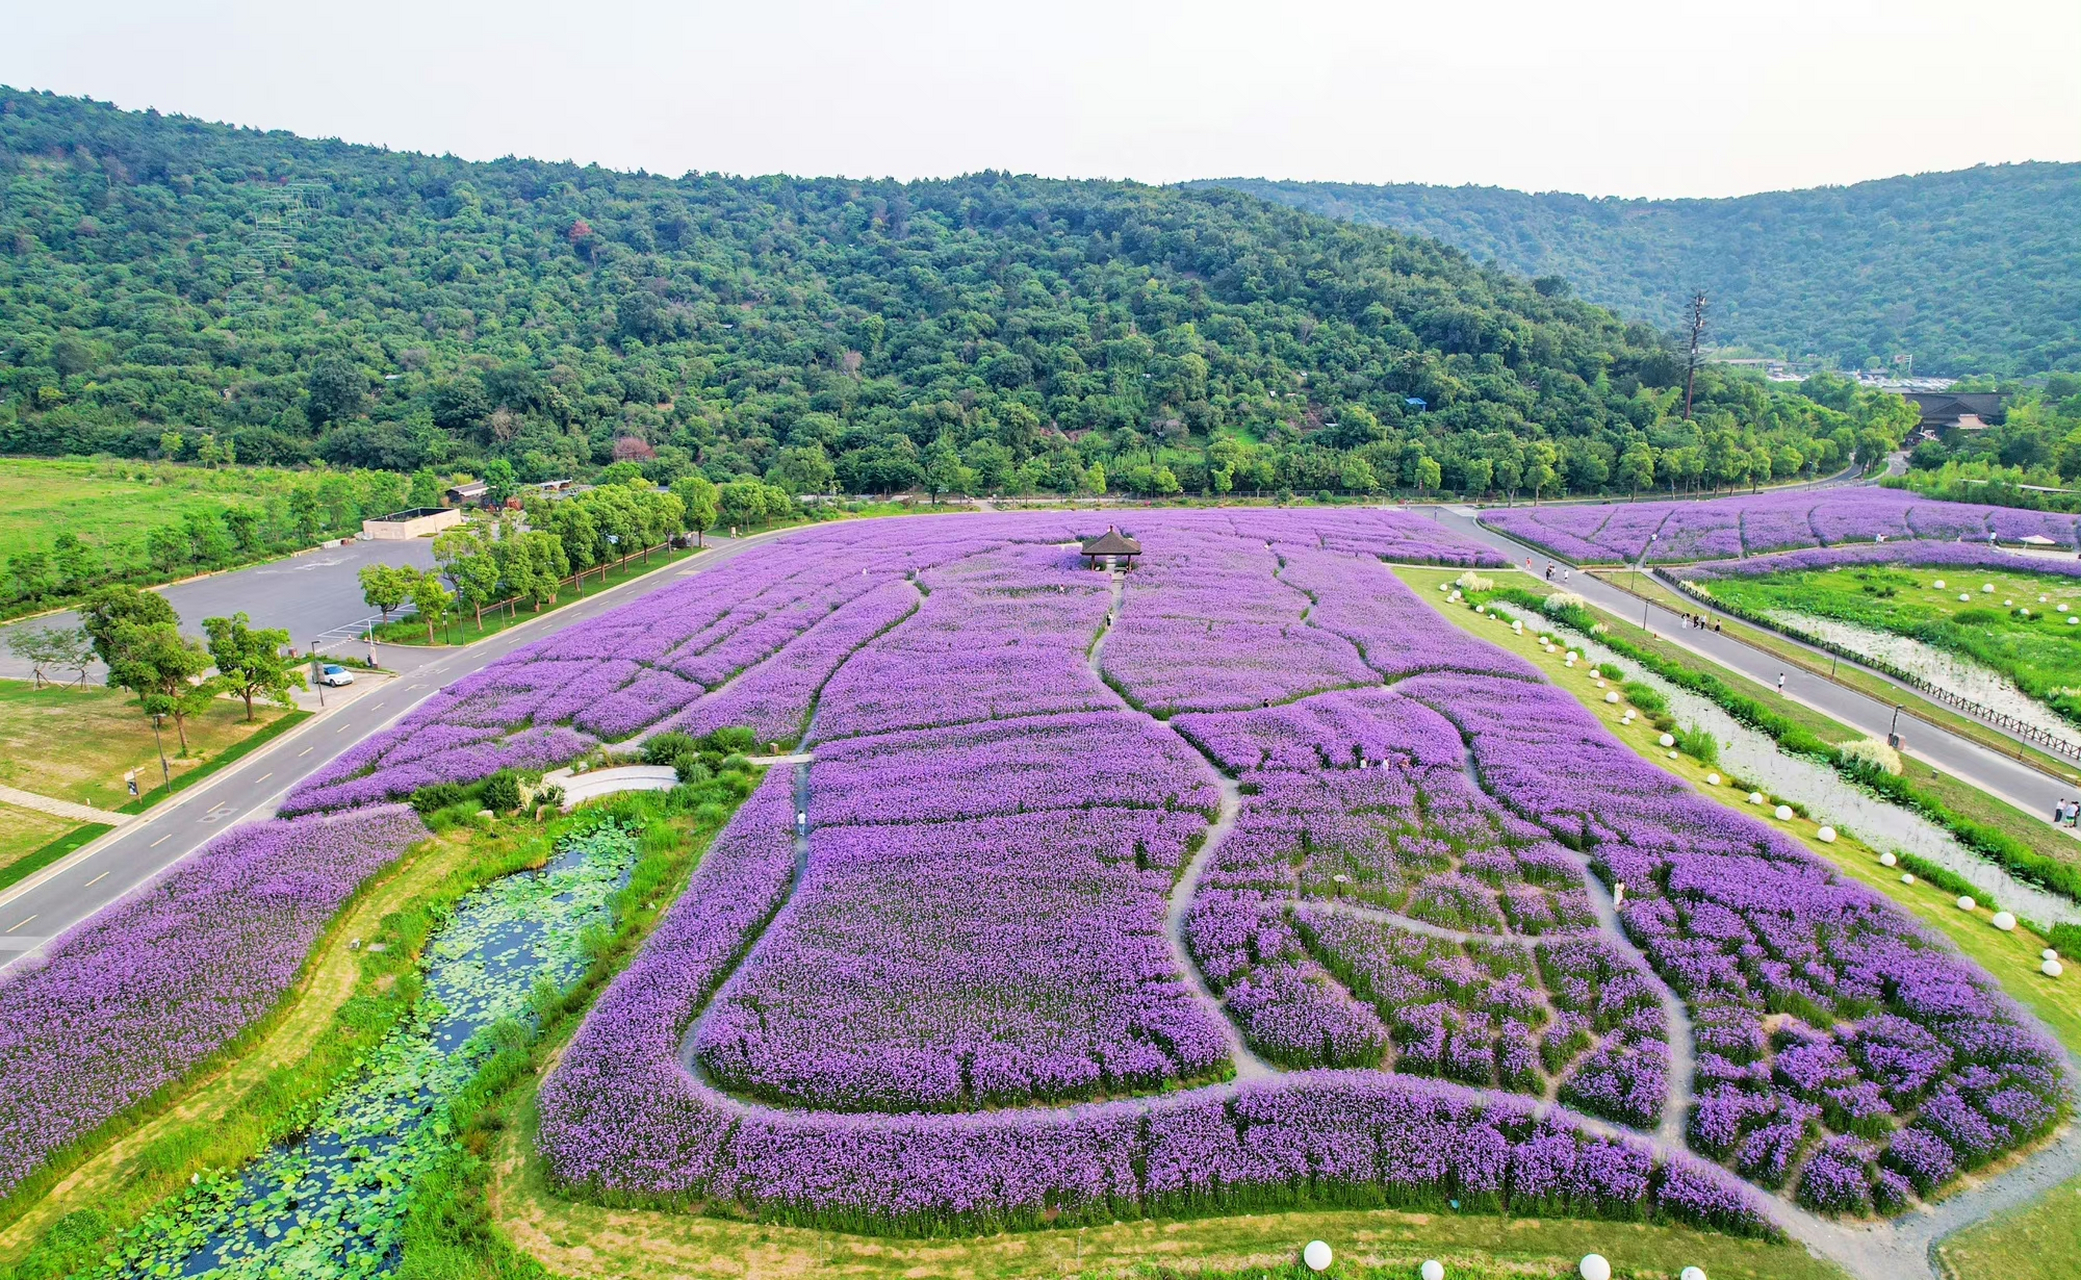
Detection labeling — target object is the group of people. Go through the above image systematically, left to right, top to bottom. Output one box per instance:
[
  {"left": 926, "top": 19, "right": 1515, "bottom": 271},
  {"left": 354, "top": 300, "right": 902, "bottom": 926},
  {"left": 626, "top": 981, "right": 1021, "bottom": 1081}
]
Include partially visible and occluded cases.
[
  {"left": 1524, "top": 557, "right": 1571, "bottom": 584},
  {"left": 1678, "top": 612, "right": 1723, "bottom": 633},
  {"left": 2054, "top": 798, "right": 2081, "bottom": 828}
]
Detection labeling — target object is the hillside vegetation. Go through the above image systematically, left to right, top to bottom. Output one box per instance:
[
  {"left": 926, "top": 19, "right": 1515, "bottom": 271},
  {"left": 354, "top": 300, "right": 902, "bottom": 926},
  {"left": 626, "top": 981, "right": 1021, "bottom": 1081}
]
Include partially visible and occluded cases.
[
  {"left": 1, "top": 88, "right": 1905, "bottom": 501},
  {"left": 1204, "top": 166, "right": 2081, "bottom": 377}
]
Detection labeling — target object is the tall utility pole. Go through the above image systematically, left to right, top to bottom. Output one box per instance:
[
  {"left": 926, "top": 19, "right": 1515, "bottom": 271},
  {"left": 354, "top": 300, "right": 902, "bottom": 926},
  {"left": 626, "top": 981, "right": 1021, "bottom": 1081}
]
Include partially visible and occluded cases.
[{"left": 1681, "top": 290, "right": 1708, "bottom": 420}]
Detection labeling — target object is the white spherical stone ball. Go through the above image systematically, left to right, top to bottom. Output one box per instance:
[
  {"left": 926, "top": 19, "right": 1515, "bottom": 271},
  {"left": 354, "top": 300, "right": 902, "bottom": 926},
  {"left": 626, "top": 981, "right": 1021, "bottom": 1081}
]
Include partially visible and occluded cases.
[
  {"left": 1933, "top": 579, "right": 1945, "bottom": 588},
  {"left": 1982, "top": 583, "right": 1995, "bottom": 593},
  {"left": 1959, "top": 594, "right": 1972, "bottom": 602},
  {"left": 2040, "top": 595, "right": 2049, "bottom": 603},
  {"left": 1475, "top": 604, "right": 1486, "bottom": 613},
  {"left": 2063, "top": 604, "right": 2072, "bottom": 613},
  {"left": 2068, "top": 617, "right": 2077, "bottom": 626},
  {"left": 1604, "top": 691, "right": 1621, "bottom": 703},
  {"left": 1659, "top": 733, "right": 1676, "bottom": 747},
  {"left": 1668, "top": 750, "right": 1679, "bottom": 759},
  {"left": 1706, "top": 772, "right": 1722, "bottom": 785},
  {"left": 1748, "top": 791, "right": 1765, "bottom": 804},
  {"left": 1774, "top": 804, "right": 1794, "bottom": 820},
  {"left": 1817, "top": 826, "right": 1837, "bottom": 843},
  {"left": 1879, "top": 852, "right": 1898, "bottom": 867},
  {"left": 1902, "top": 873, "right": 1916, "bottom": 885},
  {"left": 1958, "top": 895, "right": 1977, "bottom": 911},
  {"left": 1993, "top": 911, "right": 2018, "bottom": 932},
  {"left": 2044, "top": 948, "right": 2059, "bottom": 961},
  {"left": 2045, "top": 959, "right": 2065, "bottom": 978},
  {"left": 1303, "top": 1240, "right": 1333, "bottom": 1272},
  {"left": 1580, "top": 1256, "right": 1613, "bottom": 1280},
  {"left": 1422, "top": 1262, "right": 1446, "bottom": 1280},
  {"left": 1681, "top": 1269, "right": 1708, "bottom": 1280}
]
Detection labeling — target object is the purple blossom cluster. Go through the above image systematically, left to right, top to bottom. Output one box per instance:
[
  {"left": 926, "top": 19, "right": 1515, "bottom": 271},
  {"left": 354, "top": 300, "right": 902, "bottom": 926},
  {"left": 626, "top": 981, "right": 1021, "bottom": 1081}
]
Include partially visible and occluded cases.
[
  {"left": 1481, "top": 490, "right": 2081, "bottom": 564},
  {"left": 1680, "top": 539, "right": 2081, "bottom": 582},
  {"left": 1397, "top": 668, "right": 2067, "bottom": 1209},
  {"left": 278, "top": 725, "right": 595, "bottom": 815},
  {"left": 0, "top": 806, "right": 426, "bottom": 1195},
  {"left": 694, "top": 809, "right": 1230, "bottom": 1109}
]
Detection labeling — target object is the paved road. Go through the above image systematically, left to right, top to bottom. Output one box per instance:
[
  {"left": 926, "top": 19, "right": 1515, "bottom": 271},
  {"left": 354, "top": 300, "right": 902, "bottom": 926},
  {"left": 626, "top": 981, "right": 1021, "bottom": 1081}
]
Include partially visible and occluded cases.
[
  {"left": 1437, "top": 508, "right": 2076, "bottom": 828},
  {"left": 0, "top": 532, "right": 789, "bottom": 967},
  {"left": 0, "top": 538, "right": 438, "bottom": 683}
]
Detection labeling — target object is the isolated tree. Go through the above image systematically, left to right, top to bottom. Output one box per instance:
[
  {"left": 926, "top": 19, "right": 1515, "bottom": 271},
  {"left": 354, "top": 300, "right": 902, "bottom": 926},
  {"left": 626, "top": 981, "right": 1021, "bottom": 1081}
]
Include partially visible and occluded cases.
[
  {"left": 1413, "top": 454, "right": 1442, "bottom": 496},
  {"left": 358, "top": 563, "right": 418, "bottom": 625},
  {"left": 409, "top": 573, "right": 454, "bottom": 642},
  {"left": 203, "top": 612, "right": 305, "bottom": 721},
  {"left": 106, "top": 620, "right": 213, "bottom": 752},
  {"left": 6, "top": 625, "right": 89, "bottom": 689}
]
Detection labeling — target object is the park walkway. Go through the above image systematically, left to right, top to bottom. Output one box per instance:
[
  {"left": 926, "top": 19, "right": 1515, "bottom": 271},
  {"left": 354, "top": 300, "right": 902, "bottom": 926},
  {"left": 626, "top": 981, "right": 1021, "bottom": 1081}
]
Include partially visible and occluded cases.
[{"left": 0, "top": 784, "right": 129, "bottom": 826}]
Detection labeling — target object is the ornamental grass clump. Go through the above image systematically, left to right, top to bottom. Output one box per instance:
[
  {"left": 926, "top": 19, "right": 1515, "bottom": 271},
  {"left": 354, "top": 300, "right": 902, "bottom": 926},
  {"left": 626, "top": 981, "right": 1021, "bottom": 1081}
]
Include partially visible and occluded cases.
[{"left": 1838, "top": 737, "right": 1904, "bottom": 776}]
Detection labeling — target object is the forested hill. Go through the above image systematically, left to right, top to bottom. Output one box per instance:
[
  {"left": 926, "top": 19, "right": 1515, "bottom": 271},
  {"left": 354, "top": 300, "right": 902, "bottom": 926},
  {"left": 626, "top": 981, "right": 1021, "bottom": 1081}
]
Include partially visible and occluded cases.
[
  {"left": 0, "top": 88, "right": 1907, "bottom": 499},
  {"left": 1200, "top": 166, "right": 2081, "bottom": 377}
]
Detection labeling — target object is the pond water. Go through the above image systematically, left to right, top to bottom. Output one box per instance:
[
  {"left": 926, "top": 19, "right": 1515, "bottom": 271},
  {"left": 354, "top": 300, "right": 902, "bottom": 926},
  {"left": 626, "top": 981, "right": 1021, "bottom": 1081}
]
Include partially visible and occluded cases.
[
  {"left": 1547, "top": 621, "right": 2081, "bottom": 931},
  {"left": 100, "top": 821, "right": 641, "bottom": 1280}
]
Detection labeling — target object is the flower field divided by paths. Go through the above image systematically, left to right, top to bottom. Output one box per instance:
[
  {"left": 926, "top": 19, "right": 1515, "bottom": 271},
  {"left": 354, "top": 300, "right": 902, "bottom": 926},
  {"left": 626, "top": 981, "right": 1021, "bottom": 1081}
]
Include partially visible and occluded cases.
[
  {"left": 1481, "top": 487, "right": 2081, "bottom": 565},
  {"left": 0, "top": 805, "right": 425, "bottom": 1197}
]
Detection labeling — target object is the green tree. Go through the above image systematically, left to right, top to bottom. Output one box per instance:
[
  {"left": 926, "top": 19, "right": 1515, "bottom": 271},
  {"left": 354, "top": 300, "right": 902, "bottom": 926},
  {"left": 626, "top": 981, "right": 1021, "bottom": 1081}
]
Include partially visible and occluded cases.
[
  {"left": 305, "top": 358, "right": 366, "bottom": 427},
  {"left": 923, "top": 434, "right": 967, "bottom": 504},
  {"left": 1617, "top": 442, "right": 1655, "bottom": 499},
  {"left": 768, "top": 445, "right": 836, "bottom": 495},
  {"left": 1412, "top": 454, "right": 1442, "bottom": 495},
  {"left": 481, "top": 458, "right": 518, "bottom": 507},
  {"left": 408, "top": 468, "right": 443, "bottom": 509},
  {"left": 673, "top": 474, "right": 720, "bottom": 546},
  {"left": 434, "top": 524, "right": 504, "bottom": 629},
  {"left": 358, "top": 563, "right": 418, "bottom": 625},
  {"left": 409, "top": 572, "right": 454, "bottom": 642},
  {"left": 79, "top": 585, "right": 178, "bottom": 669},
  {"left": 202, "top": 612, "right": 304, "bottom": 721},
  {"left": 106, "top": 620, "right": 213, "bottom": 752},
  {"left": 5, "top": 624, "right": 89, "bottom": 689}
]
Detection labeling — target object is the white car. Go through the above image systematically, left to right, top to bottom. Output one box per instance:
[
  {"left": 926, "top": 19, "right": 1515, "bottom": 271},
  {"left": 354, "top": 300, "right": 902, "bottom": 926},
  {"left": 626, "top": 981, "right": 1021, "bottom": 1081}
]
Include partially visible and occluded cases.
[{"left": 316, "top": 663, "right": 356, "bottom": 687}]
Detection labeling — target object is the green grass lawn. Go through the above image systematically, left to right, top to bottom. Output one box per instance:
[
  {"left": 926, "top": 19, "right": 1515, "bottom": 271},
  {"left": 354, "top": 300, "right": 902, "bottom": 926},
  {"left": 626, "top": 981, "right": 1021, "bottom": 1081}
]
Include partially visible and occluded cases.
[
  {"left": 0, "top": 457, "right": 288, "bottom": 566},
  {"left": 372, "top": 543, "right": 703, "bottom": 646},
  {"left": 1700, "top": 562, "right": 2081, "bottom": 719},
  {"left": 0, "top": 680, "right": 293, "bottom": 812},
  {"left": 0, "top": 804, "right": 75, "bottom": 875}
]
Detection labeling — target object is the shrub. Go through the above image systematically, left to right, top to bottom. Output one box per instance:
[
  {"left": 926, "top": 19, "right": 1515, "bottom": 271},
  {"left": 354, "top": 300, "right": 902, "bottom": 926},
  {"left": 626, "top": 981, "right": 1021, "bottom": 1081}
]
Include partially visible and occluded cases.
[
  {"left": 1453, "top": 570, "right": 1495, "bottom": 593},
  {"left": 1542, "top": 591, "right": 1590, "bottom": 615},
  {"left": 1622, "top": 682, "right": 1666, "bottom": 713},
  {"left": 702, "top": 726, "right": 758, "bottom": 754},
  {"left": 1676, "top": 726, "right": 1720, "bottom": 766},
  {"left": 642, "top": 732, "right": 696, "bottom": 766},
  {"left": 1838, "top": 738, "right": 1903, "bottom": 776},
  {"left": 673, "top": 756, "right": 712, "bottom": 785},
  {"left": 480, "top": 770, "right": 523, "bottom": 814},
  {"left": 408, "top": 782, "right": 468, "bottom": 815},
  {"left": 2049, "top": 922, "right": 2081, "bottom": 957}
]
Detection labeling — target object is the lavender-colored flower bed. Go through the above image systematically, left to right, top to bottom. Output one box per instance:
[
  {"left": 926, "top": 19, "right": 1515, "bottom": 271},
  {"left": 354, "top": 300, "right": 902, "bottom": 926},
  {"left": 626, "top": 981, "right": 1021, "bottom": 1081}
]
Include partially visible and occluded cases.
[
  {"left": 1481, "top": 490, "right": 2081, "bottom": 564},
  {"left": 1680, "top": 540, "right": 2081, "bottom": 582},
  {"left": 0, "top": 806, "right": 426, "bottom": 1195},
  {"left": 693, "top": 808, "right": 1229, "bottom": 1110}
]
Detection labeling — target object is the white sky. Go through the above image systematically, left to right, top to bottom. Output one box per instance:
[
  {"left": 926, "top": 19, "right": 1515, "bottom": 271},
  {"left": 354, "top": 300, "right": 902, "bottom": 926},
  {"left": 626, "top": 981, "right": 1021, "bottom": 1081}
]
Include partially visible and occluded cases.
[{"left": 4, "top": 0, "right": 2077, "bottom": 198}]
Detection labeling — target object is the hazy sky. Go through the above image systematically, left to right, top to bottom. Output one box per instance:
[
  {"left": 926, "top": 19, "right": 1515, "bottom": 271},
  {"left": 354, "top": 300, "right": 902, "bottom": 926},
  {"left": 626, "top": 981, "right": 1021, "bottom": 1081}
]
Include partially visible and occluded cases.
[{"left": 6, "top": 0, "right": 2077, "bottom": 198}]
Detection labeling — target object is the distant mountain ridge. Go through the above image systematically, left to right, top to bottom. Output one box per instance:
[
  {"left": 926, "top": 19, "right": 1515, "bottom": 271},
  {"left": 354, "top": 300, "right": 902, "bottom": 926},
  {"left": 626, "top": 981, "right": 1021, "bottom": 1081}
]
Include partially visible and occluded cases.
[{"left": 1195, "top": 165, "right": 2081, "bottom": 377}]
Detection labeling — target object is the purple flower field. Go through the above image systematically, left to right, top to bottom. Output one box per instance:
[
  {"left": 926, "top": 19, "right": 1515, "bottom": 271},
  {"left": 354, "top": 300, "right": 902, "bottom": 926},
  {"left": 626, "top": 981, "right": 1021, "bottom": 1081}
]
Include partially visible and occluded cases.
[
  {"left": 1481, "top": 488, "right": 2081, "bottom": 565},
  {"left": 11, "top": 505, "right": 2061, "bottom": 1236},
  {"left": 1679, "top": 539, "right": 2081, "bottom": 582},
  {"left": 0, "top": 806, "right": 425, "bottom": 1196}
]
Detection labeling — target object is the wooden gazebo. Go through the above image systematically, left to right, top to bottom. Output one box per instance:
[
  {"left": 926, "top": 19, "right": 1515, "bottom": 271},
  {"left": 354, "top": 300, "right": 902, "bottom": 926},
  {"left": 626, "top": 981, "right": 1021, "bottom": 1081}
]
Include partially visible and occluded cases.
[{"left": 1080, "top": 526, "right": 1142, "bottom": 570}]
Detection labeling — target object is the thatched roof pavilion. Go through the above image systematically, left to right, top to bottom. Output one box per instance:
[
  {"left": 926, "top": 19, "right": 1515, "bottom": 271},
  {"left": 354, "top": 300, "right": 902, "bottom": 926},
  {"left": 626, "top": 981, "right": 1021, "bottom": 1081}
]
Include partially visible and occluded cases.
[{"left": 1080, "top": 526, "right": 1142, "bottom": 569}]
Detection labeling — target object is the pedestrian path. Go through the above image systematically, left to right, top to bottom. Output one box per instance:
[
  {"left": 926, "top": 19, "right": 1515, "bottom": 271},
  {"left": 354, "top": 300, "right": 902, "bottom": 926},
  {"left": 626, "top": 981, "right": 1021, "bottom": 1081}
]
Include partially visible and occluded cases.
[{"left": 0, "top": 784, "right": 130, "bottom": 826}]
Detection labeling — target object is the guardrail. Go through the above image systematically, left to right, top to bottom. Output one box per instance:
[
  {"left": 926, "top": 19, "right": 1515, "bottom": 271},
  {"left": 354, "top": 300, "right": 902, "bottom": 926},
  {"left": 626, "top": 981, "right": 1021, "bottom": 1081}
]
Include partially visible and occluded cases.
[{"left": 1656, "top": 571, "right": 2081, "bottom": 764}]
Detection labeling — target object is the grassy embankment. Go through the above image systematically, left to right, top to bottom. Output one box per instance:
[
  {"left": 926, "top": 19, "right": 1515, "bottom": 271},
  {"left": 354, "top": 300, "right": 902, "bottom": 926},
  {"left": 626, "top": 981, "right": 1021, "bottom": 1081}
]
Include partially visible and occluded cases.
[
  {"left": 371, "top": 542, "right": 702, "bottom": 647},
  {"left": 1402, "top": 566, "right": 2081, "bottom": 1280},
  {"left": 1592, "top": 566, "right": 2081, "bottom": 784},
  {"left": 0, "top": 680, "right": 300, "bottom": 885}
]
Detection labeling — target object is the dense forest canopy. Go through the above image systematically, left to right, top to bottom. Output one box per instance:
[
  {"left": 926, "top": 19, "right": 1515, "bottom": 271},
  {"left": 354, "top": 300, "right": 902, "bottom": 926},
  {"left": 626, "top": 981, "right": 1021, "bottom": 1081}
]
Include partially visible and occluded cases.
[
  {"left": 0, "top": 88, "right": 1910, "bottom": 500},
  {"left": 1201, "top": 167, "right": 2081, "bottom": 378}
]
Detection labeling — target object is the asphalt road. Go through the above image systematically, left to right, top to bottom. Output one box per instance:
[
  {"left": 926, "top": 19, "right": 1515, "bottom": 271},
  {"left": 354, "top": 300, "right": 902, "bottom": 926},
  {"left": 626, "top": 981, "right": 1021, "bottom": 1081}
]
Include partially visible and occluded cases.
[
  {"left": 1437, "top": 507, "right": 2076, "bottom": 826},
  {"left": 0, "top": 532, "right": 786, "bottom": 967},
  {"left": 0, "top": 537, "right": 439, "bottom": 682}
]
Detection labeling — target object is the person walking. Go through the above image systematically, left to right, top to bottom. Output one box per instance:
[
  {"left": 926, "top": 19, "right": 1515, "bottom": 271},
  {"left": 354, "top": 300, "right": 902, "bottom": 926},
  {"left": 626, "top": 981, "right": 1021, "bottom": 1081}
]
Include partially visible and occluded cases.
[{"left": 1777, "top": 672, "right": 1786, "bottom": 693}]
